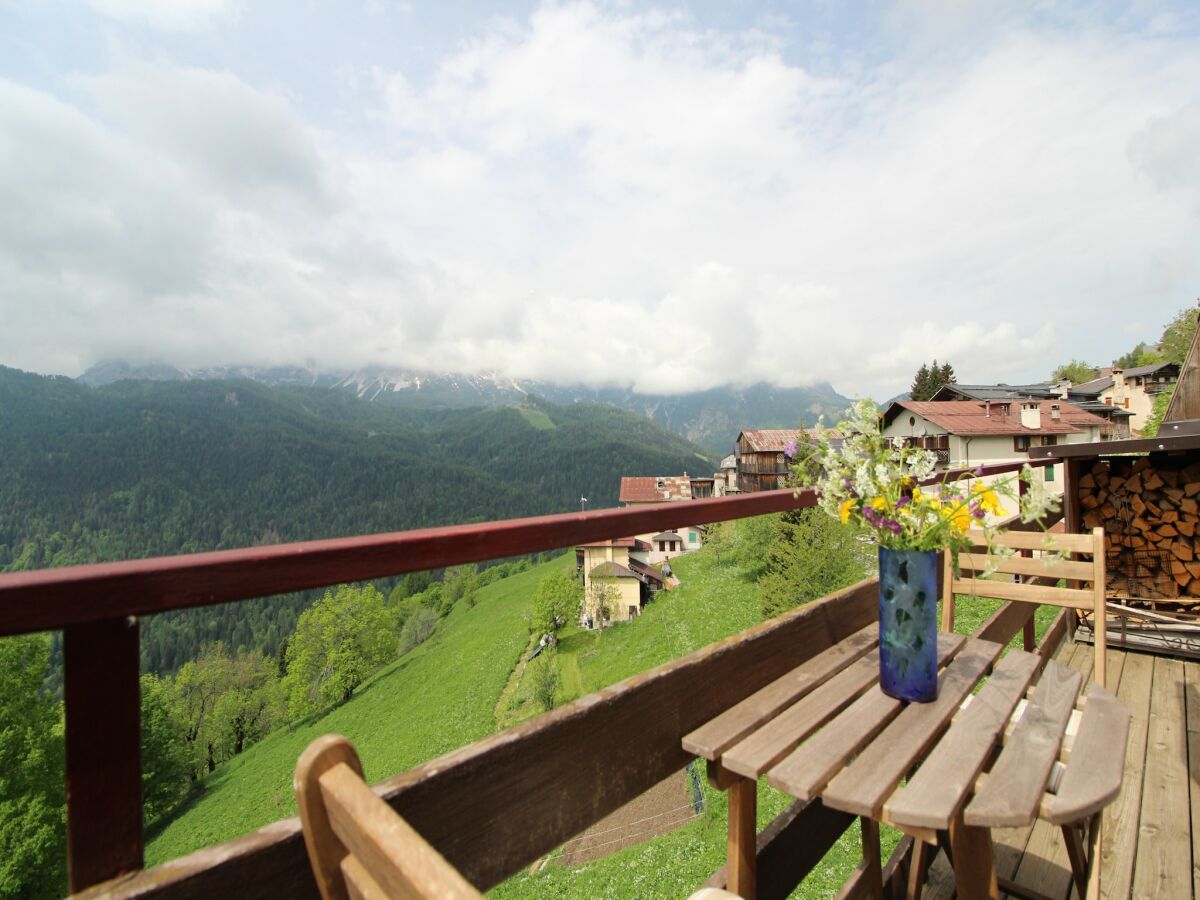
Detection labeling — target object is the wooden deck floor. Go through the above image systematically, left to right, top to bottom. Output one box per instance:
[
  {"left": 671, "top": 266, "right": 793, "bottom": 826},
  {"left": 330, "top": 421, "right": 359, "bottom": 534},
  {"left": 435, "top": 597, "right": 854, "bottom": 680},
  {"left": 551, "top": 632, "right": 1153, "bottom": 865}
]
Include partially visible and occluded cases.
[{"left": 920, "top": 639, "right": 1197, "bottom": 900}]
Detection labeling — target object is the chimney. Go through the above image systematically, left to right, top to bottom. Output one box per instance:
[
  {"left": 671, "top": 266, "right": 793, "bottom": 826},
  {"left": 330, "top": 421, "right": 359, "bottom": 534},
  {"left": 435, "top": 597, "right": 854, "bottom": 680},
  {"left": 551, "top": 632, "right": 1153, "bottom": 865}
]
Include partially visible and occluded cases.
[
  {"left": 984, "top": 399, "right": 991, "bottom": 418},
  {"left": 1020, "top": 401, "right": 1042, "bottom": 430},
  {"left": 1050, "top": 403, "right": 1061, "bottom": 421}
]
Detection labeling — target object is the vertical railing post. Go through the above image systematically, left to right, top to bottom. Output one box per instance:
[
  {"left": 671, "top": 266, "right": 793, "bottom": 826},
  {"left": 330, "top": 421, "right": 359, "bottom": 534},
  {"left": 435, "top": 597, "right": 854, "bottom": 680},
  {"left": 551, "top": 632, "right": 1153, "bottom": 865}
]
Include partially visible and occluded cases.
[{"left": 64, "top": 616, "right": 143, "bottom": 892}]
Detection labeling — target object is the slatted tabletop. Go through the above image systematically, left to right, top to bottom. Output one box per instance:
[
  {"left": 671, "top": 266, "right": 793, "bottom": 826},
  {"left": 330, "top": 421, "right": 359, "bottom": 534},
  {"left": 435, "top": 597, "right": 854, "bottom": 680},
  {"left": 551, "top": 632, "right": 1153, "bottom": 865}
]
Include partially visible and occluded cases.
[{"left": 682, "top": 624, "right": 1131, "bottom": 899}]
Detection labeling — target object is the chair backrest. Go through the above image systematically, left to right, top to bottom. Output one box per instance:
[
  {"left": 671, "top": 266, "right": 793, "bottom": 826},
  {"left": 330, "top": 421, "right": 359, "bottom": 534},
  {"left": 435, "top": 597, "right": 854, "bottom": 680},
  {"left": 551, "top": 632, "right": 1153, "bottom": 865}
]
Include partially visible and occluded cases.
[
  {"left": 941, "top": 527, "right": 1107, "bottom": 687},
  {"left": 295, "top": 734, "right": 482, "bottom": 900}
]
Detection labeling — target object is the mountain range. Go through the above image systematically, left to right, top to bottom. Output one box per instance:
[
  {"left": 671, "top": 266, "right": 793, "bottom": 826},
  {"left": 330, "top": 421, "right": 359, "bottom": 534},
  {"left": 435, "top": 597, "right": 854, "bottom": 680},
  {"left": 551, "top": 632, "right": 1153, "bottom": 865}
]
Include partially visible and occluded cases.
[{"left": 78, "top": 361, "right": 853, "bottom": 454}]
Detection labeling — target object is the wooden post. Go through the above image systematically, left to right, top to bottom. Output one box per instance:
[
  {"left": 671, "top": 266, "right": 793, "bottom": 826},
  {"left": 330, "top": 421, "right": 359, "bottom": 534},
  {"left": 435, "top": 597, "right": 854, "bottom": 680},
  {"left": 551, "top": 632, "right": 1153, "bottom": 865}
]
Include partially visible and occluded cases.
[
  {"left": 1064, "top": 458, "right": 1082, "bottom": 640},
  {"left": 1018, "top": 474, "right": 1036, "bottom": 651},
  {"left": 1092, "top": 527, "right": 1107, "bottom": 689},
  {"left": 940, "top": 550, "right": 955, "bottom": 634},
  {"left": 65, "top": 616, "right": 143, "bottom": 892},
  {"left": 727, "top": 776, "right": 757, "bottom": 900},
  {"left": 947, "top": 812, "right": 998, "bottom": 900},
  {"left": 860, "top": 816, "right": 883, "bottom": 900}
]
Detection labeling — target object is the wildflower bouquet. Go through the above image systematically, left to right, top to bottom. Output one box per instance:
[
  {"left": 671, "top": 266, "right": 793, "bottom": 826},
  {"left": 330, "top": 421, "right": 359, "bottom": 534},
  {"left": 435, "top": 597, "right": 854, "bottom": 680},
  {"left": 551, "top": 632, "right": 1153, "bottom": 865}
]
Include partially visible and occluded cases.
[{"left": 793, "top": 400, "right": 1060, "bottom": 555}]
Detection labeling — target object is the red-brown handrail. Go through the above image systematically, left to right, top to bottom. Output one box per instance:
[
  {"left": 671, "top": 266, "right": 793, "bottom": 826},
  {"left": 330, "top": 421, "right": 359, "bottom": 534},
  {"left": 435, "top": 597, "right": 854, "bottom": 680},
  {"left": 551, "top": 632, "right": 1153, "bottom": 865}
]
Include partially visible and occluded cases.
[{"left": 0, "top": 458, "right": 1048, "bottom": 892}]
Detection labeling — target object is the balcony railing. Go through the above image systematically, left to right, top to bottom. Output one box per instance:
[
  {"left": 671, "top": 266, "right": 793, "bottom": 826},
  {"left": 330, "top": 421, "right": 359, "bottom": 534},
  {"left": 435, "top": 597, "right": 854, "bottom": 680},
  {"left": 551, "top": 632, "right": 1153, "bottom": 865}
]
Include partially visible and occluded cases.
[{"left": 0, "top": 459, "right": 1050, "bottom": 897}]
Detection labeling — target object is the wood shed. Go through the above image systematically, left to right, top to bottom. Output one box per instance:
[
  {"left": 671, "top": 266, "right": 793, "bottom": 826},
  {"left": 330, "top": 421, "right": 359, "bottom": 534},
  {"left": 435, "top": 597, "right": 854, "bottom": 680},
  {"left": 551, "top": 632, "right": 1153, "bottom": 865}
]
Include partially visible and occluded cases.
[{"left": 1031, "top": 306, "right": 1200, "bottom": 656}]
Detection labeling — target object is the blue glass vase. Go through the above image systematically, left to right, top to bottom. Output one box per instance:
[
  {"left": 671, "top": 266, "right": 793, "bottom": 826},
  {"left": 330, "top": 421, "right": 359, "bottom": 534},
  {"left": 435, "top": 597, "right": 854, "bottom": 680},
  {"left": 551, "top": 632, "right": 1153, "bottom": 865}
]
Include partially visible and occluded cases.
[{"left": 878, "top": 547, "right": 939, "bottom": 703}]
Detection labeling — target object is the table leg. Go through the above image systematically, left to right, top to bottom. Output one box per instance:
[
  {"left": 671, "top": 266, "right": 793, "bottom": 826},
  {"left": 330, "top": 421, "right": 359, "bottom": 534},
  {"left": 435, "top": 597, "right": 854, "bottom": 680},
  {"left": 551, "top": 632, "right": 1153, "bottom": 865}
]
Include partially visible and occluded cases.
[
  {"left": 728, "top": 776, "right": 757, "bottom": 900},
  {"left": 948, "top": 812, "right": 998, "bottom": 900},
  {"left": 861, "top": 817, "right": 883, "bottom": 900}
]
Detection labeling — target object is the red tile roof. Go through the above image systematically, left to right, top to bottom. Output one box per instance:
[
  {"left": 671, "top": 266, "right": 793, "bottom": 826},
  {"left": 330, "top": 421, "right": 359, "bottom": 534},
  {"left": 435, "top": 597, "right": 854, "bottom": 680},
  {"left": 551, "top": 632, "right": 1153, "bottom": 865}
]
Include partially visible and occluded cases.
[
  {"left": 886, "top": 400, "right": 1107, "bottom": 436},
  {"left": 618, "top": 476, "right": 694, "bottom": 503}
]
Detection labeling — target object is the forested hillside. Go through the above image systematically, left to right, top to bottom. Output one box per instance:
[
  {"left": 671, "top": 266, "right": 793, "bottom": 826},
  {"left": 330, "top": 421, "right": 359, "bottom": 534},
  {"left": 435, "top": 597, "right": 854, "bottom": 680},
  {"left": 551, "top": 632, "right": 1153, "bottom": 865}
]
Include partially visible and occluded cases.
[
  {"left": 79, "top": 361, "right": 854, "bottom": 454},
  {"left": 0, "top": 366, "right": 713, "bottom": 671}
]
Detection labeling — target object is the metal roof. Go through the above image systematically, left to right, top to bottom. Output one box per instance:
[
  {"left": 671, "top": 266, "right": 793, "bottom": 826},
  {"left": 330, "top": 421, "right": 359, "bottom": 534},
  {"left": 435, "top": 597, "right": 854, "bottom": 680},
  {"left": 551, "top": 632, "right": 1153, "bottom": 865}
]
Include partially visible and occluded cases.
[{"left": 739, "top": 429, "right": 803, "bottom": 452}]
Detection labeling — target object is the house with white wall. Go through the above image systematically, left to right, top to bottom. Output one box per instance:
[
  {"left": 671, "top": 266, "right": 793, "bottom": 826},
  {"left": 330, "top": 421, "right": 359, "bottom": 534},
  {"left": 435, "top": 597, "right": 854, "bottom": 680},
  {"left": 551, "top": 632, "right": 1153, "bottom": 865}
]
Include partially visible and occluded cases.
[
  {"left": 1068, "top": 363, "right": 1180, "bottom": 433},
  {"left": 881, "top": 399, "right": 1107, "bottom": 514}
]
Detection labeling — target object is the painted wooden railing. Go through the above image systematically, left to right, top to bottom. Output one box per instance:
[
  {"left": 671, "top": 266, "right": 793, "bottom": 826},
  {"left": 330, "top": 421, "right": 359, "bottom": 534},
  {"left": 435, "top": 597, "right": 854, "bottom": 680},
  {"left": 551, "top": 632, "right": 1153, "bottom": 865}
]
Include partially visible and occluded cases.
[{"left": 0, "top": 459, "right": 1049, "bottom": 895}]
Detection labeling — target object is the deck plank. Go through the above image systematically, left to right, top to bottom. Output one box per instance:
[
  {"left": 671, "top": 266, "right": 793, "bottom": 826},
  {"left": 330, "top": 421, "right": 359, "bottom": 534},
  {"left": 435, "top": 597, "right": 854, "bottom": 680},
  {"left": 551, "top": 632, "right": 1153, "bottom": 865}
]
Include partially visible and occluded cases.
[
  {"left": 1008, "top": 640, "right": 1097, "bottom": 899},
  {"left": 1096, "top": 648, "right": 1146, "bottom": 900},
  {"left": 1132, "top": 656, "right": 1190, "bottom": 900},
  {"left": 1183, "top": 659, "right": 1200, "bottom": 900}
]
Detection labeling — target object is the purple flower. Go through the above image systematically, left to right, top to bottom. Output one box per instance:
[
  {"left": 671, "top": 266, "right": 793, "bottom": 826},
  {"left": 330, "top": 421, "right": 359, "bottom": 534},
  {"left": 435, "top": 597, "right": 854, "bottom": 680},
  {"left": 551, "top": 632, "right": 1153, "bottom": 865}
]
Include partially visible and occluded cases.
[
  {"left": 784, "top": 440, "right": 798, "bottom": 459},
  {"left": 974, "top": 465, "right": 985, "bottom": 477},
  {"left": 894, "top": 495, "right": 911, "bottom": 509},
  {"left": 863, "top": 507, "right": 879, "bottom": 525},
  {"left": 972, "top": 507, "right": 986, "bottom": 519},
  {"left": 885, "top": 519, "right": 902, "bottom": 535}
]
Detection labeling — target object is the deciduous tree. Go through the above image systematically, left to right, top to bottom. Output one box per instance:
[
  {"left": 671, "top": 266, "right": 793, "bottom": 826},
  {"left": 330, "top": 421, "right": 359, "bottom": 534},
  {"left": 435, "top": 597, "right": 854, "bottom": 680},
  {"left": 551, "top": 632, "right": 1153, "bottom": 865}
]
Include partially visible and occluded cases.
[
  {"left": 1161, "top": 305, "right": 1199, "bottom": 366},
  {"left": 1052, "top": 359, "right": 1097, "bottom": 384},
  {"left": 531, "top": 569, "right": 582, "bottom": 635},
  {"left": 283, "top": 585, "right": 397, "bottom": 719},
  {"left": 0, "top": 635, "right": 66, "bottom": 899}
]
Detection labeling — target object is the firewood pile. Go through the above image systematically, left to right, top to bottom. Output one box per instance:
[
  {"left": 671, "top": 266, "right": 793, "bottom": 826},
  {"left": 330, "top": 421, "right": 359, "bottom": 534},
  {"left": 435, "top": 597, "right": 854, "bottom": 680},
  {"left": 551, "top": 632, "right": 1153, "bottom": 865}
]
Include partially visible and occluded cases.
[{"left": 1078, "top": 457, "right": 1200, "bottom": 603}]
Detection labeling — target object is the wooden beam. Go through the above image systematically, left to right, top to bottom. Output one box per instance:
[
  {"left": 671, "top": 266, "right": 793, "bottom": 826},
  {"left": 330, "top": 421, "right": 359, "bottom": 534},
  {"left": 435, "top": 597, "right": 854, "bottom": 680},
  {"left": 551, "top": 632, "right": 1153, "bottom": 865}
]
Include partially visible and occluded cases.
[
  {"left": 0, "top": 460, "right": 1048, "bottom": 639},
  {"left": 78, "top": 580, "right": 878, "bottom": 898},
  {"left": 65, "top": 617, "right": 143, "bottom": 892}
]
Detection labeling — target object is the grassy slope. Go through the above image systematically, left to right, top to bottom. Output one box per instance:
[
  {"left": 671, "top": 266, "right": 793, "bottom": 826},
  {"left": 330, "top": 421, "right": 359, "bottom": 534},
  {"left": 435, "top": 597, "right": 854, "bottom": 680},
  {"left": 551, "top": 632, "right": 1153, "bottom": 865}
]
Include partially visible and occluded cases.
[
  {"left": 148, "top": 535, "right": 1059, "bottom": 893},
  {"left": 493, "top": 547, "right": 882, "bottom": 899},
  {"left": 494, "top": 556, "right": 1062, "bottom": 899},
  {"left": 146, "top": 557, "right": 557, "bottom": 865}
]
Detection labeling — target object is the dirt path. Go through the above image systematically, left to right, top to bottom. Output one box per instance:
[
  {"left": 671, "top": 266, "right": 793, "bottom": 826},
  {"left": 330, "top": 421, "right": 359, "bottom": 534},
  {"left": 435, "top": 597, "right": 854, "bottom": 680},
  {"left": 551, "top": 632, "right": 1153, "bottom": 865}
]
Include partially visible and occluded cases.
[{"left": 555, "top": 769, "right": 698, "bottom": 867}]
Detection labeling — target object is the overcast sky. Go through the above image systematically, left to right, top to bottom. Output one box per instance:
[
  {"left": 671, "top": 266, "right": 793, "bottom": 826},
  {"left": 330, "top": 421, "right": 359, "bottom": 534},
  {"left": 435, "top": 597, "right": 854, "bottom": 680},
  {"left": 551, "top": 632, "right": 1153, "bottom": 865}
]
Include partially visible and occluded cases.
[{"left": 1, "top": 1, "right": 1198, "bottom": 397}]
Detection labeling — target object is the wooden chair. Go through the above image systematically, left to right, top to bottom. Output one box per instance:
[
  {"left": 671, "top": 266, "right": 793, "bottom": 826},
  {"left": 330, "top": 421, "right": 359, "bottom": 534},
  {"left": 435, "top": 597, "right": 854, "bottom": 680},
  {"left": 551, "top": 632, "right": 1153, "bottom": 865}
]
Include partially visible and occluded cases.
[
  {"left": 940, "top": 526, "right": 1110, "bottom": 899},
  {"left": 942, "top": 526, "right": 1108, "bottom": 686},
  {"left": 295, "top": 734, "right": 482, "bottom": 900}
]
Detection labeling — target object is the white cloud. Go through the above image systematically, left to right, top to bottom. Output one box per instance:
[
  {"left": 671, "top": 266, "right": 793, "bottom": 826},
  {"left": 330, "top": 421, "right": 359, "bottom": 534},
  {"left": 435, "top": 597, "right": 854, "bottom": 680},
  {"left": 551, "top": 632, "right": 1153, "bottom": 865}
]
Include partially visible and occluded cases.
[
  {"left": 83, "top": 0, "right": 241, "bottom": 30},
  {"left": 2, "top": 3, "right": 1200, "bottom": 397}
]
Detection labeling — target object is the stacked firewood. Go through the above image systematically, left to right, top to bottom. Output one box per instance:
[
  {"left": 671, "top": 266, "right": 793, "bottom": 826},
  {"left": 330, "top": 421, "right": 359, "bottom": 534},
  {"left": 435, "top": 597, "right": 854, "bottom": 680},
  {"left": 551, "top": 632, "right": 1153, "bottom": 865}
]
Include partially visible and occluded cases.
[{"left": 1078, "top": 457, "right": 1200, "bottom": 601}]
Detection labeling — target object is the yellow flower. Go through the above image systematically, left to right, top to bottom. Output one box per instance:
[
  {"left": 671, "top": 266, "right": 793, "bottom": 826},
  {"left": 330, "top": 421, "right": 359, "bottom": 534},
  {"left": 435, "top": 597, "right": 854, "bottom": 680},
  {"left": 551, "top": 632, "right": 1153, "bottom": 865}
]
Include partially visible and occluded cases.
[
  {"left": 980, "top": 489, "right": 1003, "bottom": 515},
  {"left": 870, "top": 496, "right": 888, "bottom": 511},
  {"left": 839, "top": 499, "right": 856, "bottom": 524}
]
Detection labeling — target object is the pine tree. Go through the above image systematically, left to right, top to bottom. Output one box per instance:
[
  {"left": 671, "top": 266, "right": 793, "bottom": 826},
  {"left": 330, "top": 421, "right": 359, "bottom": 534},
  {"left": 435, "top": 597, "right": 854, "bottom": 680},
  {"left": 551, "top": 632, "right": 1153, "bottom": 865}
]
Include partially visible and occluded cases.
[{"left": 910, "top": 363, "right": 931, "bottom": 400}]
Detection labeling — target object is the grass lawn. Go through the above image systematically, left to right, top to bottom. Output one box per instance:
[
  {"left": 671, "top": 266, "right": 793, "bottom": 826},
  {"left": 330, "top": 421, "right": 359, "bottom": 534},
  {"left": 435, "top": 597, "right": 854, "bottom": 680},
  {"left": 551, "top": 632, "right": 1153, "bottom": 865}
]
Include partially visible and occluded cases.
[{"left": 146, "top": 556, "right": 561, "bottom": 865}]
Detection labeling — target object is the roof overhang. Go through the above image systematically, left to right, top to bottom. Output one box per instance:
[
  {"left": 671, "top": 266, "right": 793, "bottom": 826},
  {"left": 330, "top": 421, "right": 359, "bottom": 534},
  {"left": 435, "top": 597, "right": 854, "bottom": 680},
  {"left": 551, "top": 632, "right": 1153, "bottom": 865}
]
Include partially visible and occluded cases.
[{"left": 1028, "top": 420, "right": 1200, "bottom": 459}]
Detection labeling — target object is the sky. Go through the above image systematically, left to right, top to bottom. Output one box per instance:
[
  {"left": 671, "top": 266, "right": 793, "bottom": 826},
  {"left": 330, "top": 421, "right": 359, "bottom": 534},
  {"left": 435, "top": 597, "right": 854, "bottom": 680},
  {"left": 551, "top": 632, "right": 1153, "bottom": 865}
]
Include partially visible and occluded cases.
[{"left": 1, "top": 1, "right": 1199, "bottom": 398}]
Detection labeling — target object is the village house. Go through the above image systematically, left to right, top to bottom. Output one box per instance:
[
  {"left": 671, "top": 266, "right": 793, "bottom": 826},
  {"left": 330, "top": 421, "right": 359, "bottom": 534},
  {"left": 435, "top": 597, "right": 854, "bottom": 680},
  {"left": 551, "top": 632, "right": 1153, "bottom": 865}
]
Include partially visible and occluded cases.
[
  {"left": 1068, "top": 362, "right": 1180, "bottom": 432},
  {"left": 930, "top": 382, "right": 1134, "bottom": 439},
  {"left": 882, "top": 398, "right": 1107, "bottom": 515},
  {"left": 734, "top": 429, "right": 800, "bottom": 492},
  {"left": 716, "top": 454, "right": 739, "bottom": 494},
  {"left": 617, "top": 475, "right": 706, "bottom": 552},
  {"left": 574, "top": 537, "right": 664, "bottom": 627}
]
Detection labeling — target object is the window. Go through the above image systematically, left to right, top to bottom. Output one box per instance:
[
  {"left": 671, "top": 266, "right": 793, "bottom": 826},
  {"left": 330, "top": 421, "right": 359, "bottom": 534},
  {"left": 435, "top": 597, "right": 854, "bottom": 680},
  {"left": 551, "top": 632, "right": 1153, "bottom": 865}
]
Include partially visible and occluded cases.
[
  {"left": 1124, "top": 398, "right": 1130, "bottom": 408},
  {"left": 1042, "top": 435, "right": 1058, "bottom": 446},
  {"left": 1014, "top": 436, "right": 1031, "bottom": 452},
  {"left": 1045, "top": 465, "right": 1056, "bottom": 482},
  {"left": 690, "top": 532, "right": 699, "bottom": 543}
]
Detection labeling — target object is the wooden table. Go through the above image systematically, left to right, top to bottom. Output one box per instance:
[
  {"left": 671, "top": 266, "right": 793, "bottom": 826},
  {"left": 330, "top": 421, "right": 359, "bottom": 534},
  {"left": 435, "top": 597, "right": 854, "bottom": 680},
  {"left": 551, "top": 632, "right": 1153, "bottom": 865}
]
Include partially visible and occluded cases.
[{"left": 682, "top": 624, "right": 1130, "bottom": 900}]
